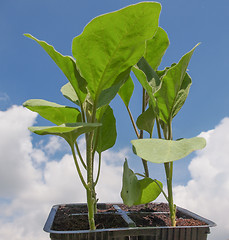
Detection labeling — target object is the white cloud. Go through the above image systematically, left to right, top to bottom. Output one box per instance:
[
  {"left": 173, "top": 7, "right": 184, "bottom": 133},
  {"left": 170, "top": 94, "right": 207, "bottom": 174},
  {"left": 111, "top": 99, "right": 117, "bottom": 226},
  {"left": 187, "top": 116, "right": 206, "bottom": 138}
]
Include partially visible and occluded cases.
[
  {"left": 0, "top": 105, "right": 126, "bottom": 240},
  {"left": 174, "top": 117, "right": 229, "bottom": 240}
]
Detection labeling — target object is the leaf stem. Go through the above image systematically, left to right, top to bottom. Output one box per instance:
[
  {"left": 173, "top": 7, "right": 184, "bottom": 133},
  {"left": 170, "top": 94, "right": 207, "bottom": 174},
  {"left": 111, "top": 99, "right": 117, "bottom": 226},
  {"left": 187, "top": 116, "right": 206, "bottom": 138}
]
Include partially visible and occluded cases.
[
  {"left": 126, "top": 106, "right": 140, "bottom": 139},
  {"left": 75, "top": 142, "right": 87, "bottom": 170},
  {"left": 70, "top": 144, "right": 88, "bottom": 190},
  {"left": 94, "top": 152, "right": 102, "bottom": 186}
]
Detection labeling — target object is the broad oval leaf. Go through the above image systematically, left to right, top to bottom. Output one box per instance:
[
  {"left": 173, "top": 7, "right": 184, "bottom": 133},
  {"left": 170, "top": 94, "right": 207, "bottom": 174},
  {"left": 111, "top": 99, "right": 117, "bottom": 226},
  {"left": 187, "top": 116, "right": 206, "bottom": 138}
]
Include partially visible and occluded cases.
[
  {"left": 72, "top": 2, "right": 161, "bottom": 101},
  {"left": 144, "top": 27, "right": 170, "bottom": 70},
  {"left": 24, "top": 34, "right": 87, "bottom": 104},
  {"left": 154, "top": 44, "right": 199, "bottom": 124},
  {"left": 23, "top": 99, "right": 81, "bottom": 125},
  {"left": 96, "top": 105, "right": 117, "bottom": 153},
  {"left": 29, "top": 123, "right": 101, "bottom": 146},
  {"left": 131, "top": 137, "right": 206, "bottom": 163},
  {"left": 134, "top": 178, "right": 163, "bottom": 205}
]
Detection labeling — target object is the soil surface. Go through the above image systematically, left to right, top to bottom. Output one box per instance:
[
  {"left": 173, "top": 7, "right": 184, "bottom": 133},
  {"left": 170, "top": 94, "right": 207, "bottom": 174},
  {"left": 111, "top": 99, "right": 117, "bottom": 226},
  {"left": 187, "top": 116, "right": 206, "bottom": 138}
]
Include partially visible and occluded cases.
[{"left": 51, "top": 203, "right": 206, "bottom": 231}]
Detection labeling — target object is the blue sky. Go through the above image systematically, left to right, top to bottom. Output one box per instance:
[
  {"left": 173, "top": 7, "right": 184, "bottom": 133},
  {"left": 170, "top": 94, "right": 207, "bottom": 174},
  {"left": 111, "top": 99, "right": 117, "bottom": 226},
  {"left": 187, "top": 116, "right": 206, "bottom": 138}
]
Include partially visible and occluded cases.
[{"left": 0, "top": 1, "right": 229, "bottom": 240}]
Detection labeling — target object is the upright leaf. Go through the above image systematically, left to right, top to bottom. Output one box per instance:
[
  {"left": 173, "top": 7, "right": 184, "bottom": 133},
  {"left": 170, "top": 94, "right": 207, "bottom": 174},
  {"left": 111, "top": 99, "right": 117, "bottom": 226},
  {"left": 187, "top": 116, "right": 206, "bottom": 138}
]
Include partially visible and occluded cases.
[
  {"left": 72, "top": 2, "right": 161, "bottom": 101},
  {"left": 144, "top": 27, "right": 170, "bottom": 70},
  {"left": 24, "top": 34, "right": 87, "bottom": 104},
  {"left": 154, "top": 44, "right": 199, "bottom": 124},
  {"left": 23, "top": 99, "right": 81, "bottom": 125},
  {"left": 96, "top": 105, "right": 116, "bottom": 153},
  {"left": 29, "top": 123, "right": 101, "bottom": 146},
  {"left": 131, "top": 137, "right": 206, "bottom": 164}
]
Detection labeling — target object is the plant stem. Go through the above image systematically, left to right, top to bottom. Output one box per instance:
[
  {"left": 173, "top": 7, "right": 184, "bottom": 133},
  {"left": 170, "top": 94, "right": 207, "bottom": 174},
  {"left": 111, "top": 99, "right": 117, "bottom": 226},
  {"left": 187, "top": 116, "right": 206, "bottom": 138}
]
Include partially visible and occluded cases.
[
  {"left": 85, "top": 103, "right": 98, "bottom": 230},
  {"left": 126, "top": 106, "right": 140, "bottom": 138},
  {"left": 164, "top": 119, "right": 176, "bottom": 226}
]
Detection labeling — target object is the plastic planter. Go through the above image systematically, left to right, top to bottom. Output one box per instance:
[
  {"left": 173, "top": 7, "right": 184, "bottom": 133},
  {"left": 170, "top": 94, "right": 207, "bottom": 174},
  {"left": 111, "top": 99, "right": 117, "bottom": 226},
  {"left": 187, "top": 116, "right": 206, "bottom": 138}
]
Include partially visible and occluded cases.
[{"left": 44, "top": 203, "right": 216, "bottom": 240}]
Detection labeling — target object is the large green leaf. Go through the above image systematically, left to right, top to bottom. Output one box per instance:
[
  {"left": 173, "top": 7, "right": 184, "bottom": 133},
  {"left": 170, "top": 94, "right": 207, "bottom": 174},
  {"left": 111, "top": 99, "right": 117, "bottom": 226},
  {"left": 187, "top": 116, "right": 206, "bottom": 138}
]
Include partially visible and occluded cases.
[
  {"left": 72, "top": 2, "right": 161, "bottom": 101},
  {"left": 144, "top": 27, "right": 170, "bottom": 70},
  {"left": 24, "top": 34, "right": 87, "bottom": 104},
  {"left": 154, "top": 44, "right": 199, "bottom": 124},
  {"left": 118, "top": 75, "right": 134, "bottom": 107},
  {"left": 61, "top": 82, "right": 80, "bottom": 105},
  {"left": 23, "top": 99, "right": 81, "bottom": 125},
  {"left": 96, "top": 105, "right": 116, "bottom": 153},
  {"left": 136, "top": 106, "right": 156, "bottom": 136},
  {"left": 29, "top": 123, "right": 101, "bottom": 146},
  {"left": 131, "top": 137, "right": 206, "bottom": 164},
  {"left": 121, "top": 160, "right": 162, "bottom": 206}
]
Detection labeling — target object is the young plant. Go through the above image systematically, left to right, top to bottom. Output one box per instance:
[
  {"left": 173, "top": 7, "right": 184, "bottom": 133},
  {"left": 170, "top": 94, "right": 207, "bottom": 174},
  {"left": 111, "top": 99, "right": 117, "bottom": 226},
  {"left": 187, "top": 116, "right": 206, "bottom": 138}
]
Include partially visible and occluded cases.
[
  {"left": 23, "top": 2, "right": 162, "bottom": 230},
  {"left": 120, "top": 29, "right": 206, "bottom": 225}
]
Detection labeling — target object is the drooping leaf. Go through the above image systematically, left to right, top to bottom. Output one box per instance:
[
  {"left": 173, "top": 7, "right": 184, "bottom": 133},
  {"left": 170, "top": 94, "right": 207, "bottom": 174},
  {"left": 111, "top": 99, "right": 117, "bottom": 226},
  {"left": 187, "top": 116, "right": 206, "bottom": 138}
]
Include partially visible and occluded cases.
[
  {"left": 72, "top": 2, "right": 161, "bottom": 101},
  {"left": 144, "top": 27, "right": 170, "bottom": 70},
  {"left": 24, "top": 34, "right": 87, "bottom": 104},
  {"left": 154, "top": 44, "right": 199, "bottom": 124},
  {"left": 118, "top": 76, "right": 134, "bottom": 107},
  {"left": 61, "top": 82, "right": 80, "bottom": 105},
  {"left": 23, "top": 99, "right": 81, "bottom": 125},
  {"left": 96, "top": 105, "right": 116, "bottom": 153},
  {"left": 136, "top": 106, "right": 156, "bottom": 135},
  {"left": 29, "top": 123, "right": 101, "bottom": 146},
  {"left": 131, "top": 137, "right": 206, "bottom": 164},
  {"left": 121, "top": 159, "right": 141, "bottom": 207},
  {"left": 121, "top": 160, "right": 162, "bottom": 206},
  {"left": 134, "top": 178, "right": 163, "bottom": 205}
]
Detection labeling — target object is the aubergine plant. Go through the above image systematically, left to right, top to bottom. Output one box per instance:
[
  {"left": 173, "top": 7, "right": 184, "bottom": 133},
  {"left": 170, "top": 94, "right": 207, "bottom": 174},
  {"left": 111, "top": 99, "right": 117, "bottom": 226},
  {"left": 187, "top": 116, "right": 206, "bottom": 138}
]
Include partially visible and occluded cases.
[
  {"left": 23, "top": 2, "right": 162, "bottom": 230},
  {"left": 120, "top": 27, "right": 206, "bottom": 225}
]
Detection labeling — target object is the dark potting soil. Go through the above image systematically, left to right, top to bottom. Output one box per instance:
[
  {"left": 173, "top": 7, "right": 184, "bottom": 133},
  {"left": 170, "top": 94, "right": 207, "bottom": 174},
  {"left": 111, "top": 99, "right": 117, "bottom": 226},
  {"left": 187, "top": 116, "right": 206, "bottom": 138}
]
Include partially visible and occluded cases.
[{"left": 51, "top": 203, "right": 206, "bottom": 231}]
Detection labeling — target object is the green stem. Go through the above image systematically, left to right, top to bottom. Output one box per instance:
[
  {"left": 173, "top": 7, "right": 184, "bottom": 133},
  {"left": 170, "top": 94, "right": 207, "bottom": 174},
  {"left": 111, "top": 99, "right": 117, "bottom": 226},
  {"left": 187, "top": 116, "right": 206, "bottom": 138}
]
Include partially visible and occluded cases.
[
  {"left": 85, "top": 103, "right": 97, "bottom": 230},
  {"left": 75, "top": 142, "right": 87, "bottom": 170},
  {"left": 70, "top": 144, "right": 88, "bottom": 190},
  {"left": 94, "top": 152, "right": 102, "bottom": 186}
]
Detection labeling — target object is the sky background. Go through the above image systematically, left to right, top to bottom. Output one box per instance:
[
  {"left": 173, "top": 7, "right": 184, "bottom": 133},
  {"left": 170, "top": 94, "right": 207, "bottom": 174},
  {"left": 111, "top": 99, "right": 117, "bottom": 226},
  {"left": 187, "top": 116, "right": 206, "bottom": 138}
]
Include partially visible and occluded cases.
[{"left": 0, "top": 0, "right": 229, "bottom": 239}]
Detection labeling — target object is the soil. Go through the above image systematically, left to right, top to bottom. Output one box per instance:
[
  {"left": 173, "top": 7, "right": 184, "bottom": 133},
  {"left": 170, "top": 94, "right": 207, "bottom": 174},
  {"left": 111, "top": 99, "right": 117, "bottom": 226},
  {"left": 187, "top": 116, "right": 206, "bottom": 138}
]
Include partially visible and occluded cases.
[{"left": 51, "top": 203, "right": 206, "bottom": 231}]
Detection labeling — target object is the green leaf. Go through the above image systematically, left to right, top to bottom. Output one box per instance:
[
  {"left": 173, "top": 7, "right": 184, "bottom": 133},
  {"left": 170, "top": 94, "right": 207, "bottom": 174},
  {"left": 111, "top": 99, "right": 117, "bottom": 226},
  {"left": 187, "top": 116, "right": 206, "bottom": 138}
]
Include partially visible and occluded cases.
[
  {"left": 72, "top": 2, "right": 161, "bottom": 101},
  {"left": 144, "top": 27, "right": 170, "bottom": 70},
  {"left": 24, "top": 34, "right": 87, "bottom": 104},
  {"left": 154, "top": 44, "right": 199, "bottom": 124},
  {"left": 132, "top": 57, "right": 161, "bottom": 110},
  {"left": 172, "top": 73, "right": 192, "bottom": 118},
  {"left": 118, "top": 75, "right": 134, "bottom": 107},
  {"left": 61, "top": 82, "right": 80, "bottom": 105},
  {"left": 23, "top": 99, "right": 81, "bottom": 125},
  {"left": 96, "top": 105, "right": 117, "bottom": 153},
  {"left": 136, "top": 106, "right": 156, "bottom": 135},
  {"left": 29, "top": 123, "right": 101, "bottom": 146},
  {"left": 131, "top": 137, "right": 206, "bottom": 164},
  {"left": 121, "top": 159, "right": 141, "bottom": 207},
  {"left": 121, "top": 160, "right": 162, "bottom": 206},
  {"left": 134, "top": 178, "right": 163, "bottom": 205}
]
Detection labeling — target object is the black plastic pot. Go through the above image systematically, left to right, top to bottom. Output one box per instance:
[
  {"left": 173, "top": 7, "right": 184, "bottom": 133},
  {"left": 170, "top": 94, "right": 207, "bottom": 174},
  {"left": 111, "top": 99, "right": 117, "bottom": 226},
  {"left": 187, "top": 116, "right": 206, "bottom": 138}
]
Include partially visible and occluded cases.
[{"left": 44, "top": 203, "right": 216, "bottom": 240}]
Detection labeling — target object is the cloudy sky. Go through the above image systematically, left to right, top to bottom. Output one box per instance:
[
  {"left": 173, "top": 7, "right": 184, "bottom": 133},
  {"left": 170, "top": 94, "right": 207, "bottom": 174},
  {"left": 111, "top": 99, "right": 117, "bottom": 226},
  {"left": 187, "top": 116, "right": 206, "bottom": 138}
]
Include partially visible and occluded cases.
[{"left": 1, "top": 0, "right": 229, "bottom": 240}]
